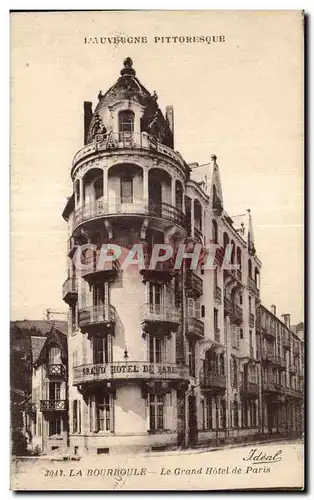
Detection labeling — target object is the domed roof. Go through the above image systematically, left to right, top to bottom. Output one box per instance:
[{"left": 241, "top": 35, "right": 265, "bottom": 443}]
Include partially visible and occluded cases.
[
  {"left": 98, "top": 57, "right": 152, "bottom": 108},
  {"left": 86, "top": 58, "right": 173, "bottom": 148}
]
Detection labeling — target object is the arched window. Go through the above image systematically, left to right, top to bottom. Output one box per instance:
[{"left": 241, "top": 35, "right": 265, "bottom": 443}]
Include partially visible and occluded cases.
[
  {"left": 119, "top": 110, "right": 134, "bottom": 140},
  {"left": 94, "top": 176, "right": 103, "bottom": 201},
  {"left": 75, "top": 179, "right": 80, "bottom": 206},
  {"left": 175, "top": 180, "right": 183, "bottom": 210},
  {"left": 212, "top": 220, "right": 218, "bottom": 243},
  {"left": 223, "top": 232, "right": 229, "bottom": 249},
  {"left": 231, "top": 240, "right": 235, "bottom": 264},
  {"left": 237, "top": 247, "right": 242, "bottom": 269},
  {"left": 248, "top": 259, "right": 252, "bottom": 278},
  {"left": 220, "top": 354, "right": 225, "bottom": 375}
]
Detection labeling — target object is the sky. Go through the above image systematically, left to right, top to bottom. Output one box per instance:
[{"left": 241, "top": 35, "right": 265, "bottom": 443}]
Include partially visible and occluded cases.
[{"left": 10, "top": 11, "right": 303, "bottom": 324}]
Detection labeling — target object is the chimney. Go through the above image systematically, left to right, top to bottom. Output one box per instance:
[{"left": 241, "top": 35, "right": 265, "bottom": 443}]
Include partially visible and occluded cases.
[
  {"left": 84, "top": 101, "right": 93, "bottom": 145},
  {"left": 165, "top": 106, "right": 174, "bottom": 146},
  {"left": 270, "top": 304, "right": 276, "bottom": 316},
  {"left": 281, "top": 314, "right": 291, "bottom": 329}
]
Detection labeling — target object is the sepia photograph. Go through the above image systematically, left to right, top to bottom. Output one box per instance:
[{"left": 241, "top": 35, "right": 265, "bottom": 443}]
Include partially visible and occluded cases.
[{"left": 10, "top": 10, "right": 304, "bottom": 490}]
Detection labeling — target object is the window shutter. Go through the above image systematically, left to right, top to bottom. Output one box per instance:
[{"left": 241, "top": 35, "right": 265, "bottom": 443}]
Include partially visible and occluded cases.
[
  {"left": 187, "top": 298, "right": 194, "bottom": 318},
  {"left": 195, "top": 299, "right": 201, "bottom": 319},
  {"left": 107, "top": 335, "right": 113, "bottom": 363},
  {"left": 185, "top": 341, "right": 189, "bottom": 366},
  {"left": 172, "top": 390, "right": 177, "bottom": 431},
  {"left": 165, "top": 393, "right": 171, "bottom": 430},
  {"left": 109, "top": 394, "right": 114, "bottom": 433},
  {"left": 145, "top": 395, "right": 150, "bottom": 431}
]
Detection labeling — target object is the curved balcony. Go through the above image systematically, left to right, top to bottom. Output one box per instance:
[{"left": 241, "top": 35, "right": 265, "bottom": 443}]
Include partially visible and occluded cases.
[
  {"left": 71, "top": 132, "right": 187, "bottom": 174},
  {"left": 73, "top": 198, "right": 186, "bottom": 233},
  {"left": 62, "top": 277, "right": 78, "bottom": 304},
  {"left": 140, "top": 303, "right": 180, "bottom": 335},
  {"left": 78, "top": 305, "right": 116, "bottom": 337},
  {"left": 186, "top": 316, "right": 204, "bottom": 339},
  {"left": 72, "top": 361, "right": 189, "bottom": 386},
  {"left": 199, "top": 369, "right": 226, "bottom": 393},
  {"left": 40, "top": 400, "right": 67, "bottom": 412}
]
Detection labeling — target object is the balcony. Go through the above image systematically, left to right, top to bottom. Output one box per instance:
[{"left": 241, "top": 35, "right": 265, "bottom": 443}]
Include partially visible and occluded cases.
[
  {"left": 72, "top": 132, "right": 187, "bottom": 174},
  {"left": 73, "top": 198, "right": 186, "bottom": 233},
  {"left": 214, "top": 245, "right": 225, "bottom": 267},
  {"left": 81, "top": 253, "right": 119, "bottom": 283},
  {"left": 140, "top": 257, "right": 175, "bottom": 284},
  {"left": 185, "top": 270, "right": 203, "bottom": 298},
  {"left": 62, "top": 277, "right": 78, "bottom": 304},
  {"left": 247, "top": 277, "right": 260, "bottom": 297},
  {"left": 214, "top": 285, "right": 222, "bottom": 304},
  {"left": 141, "top": 303, "right": 180, "bottom": 335},
  {"left": 232, "top": 304, "right": 243, "bottom": 325},
  {"left": 78, "top": 305, "right": 116, "bottom": 336},
  {"left": 249, "top": 313, "right": 255, "bottom": 328},
  {"left": 186, "top": 316, "right": 204, "bottom": 339},
  {"left": 262, "top": 325, "right": 276, "bottom": 340},
  {"left": 214, "top": 328, "right": 221, "bottom": 343},
  {"left": 282, "top": 333, "right": 291, "bottom": 350},
  {"left": 293, "top": 342, "right": 300, "bottom": 355},
  {"left": 261, "top": 349, "right": 275, "bottom": 364},
  {"left": 273, "top": 355, "right": 286, "bottom": 369},
  {"left": 72, "top": 361, "right": 189, "bottom": 386},
  {"left": 289, "top": 363, "right": 297, "bottom": 374},
  {"left": 46, "top": 364, "right": 66, "bottom": 378},
  {"left": 199, "top": 370, "right": 226, "bottom": 393},
  {"left": 241, "top": 381, "right": 259, "bottom": 399},
  {"left": 262, "top": 381, "right": 281, "bottom": 394},
  {"left": 284, "top": 386, "right": 303, "bottom": 399},
  {"left": 40, "top": 400, "right": 67, "bottom": 412}
]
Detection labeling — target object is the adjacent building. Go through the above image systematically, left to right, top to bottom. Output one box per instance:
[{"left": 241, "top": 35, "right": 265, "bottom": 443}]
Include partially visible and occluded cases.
[
  {"left": 60, "top": 58, "right": 303, "bottom": 455},
  {"left": 256, "top": 307, "right": 304, "bottom": 437},
  {"left": 30, "top": 326, "right": 68, "bottom": 454}
]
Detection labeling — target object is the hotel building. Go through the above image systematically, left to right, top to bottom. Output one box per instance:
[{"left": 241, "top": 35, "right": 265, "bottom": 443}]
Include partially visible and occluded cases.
[{"left": 61, "top": 58, "right": 303, "bottom": 455}]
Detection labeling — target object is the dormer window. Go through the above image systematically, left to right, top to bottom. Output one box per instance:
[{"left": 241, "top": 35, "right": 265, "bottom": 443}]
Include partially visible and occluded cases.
[
  {"left": 119, "top": 110, "right": 134, "bottom": 140},
  {"left": 49, "top": 345, "right": 61, "bottom": 364}
]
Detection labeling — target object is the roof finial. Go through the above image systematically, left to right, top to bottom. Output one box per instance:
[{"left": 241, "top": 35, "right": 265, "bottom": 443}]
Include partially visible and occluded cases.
[
  {"left": 120, "top": 57, "right": 136, "bottom": 76},
  {"left": 211, "top": 154, "right": 217, "bottom": 163}
]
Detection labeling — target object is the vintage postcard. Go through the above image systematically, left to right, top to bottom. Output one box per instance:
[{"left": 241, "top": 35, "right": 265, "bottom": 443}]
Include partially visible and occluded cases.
[{"left": 10, "top": 10, "right": 304, "bottom": 491}]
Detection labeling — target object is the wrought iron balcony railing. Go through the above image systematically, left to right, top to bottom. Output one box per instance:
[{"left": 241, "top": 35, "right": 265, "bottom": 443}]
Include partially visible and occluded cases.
[
  {"left": 73, "top": 198, "right": 186, "bottom": 231},
  {"left": 185, "top": 270, "right": 203, "bottom": 298},
  {"left": 62, "top": 277, "right": 78, "bottom": 303},
  {"left": 247, "top": 277, "right": 260, "bottom": 297},
  {"left": 140, "top": 303, "right": 180, "bottom": 326},
  {"left": 79, "top": 305, "right": 116, "bottom": 329},
  {"left": 186, "top": 316, "right": 205, "bottom": 339},
  {"left": 46, "top": 364, "right": 66, "bottom": 378},
  {"left": 199, "top": 370, "right": 226, "bottom": 391},
  {"left": 241, "top": 381, "right": 259, "bottom": 397},
  {"left": 40, "top": 400, "right": 68, "bottom": 411}
]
